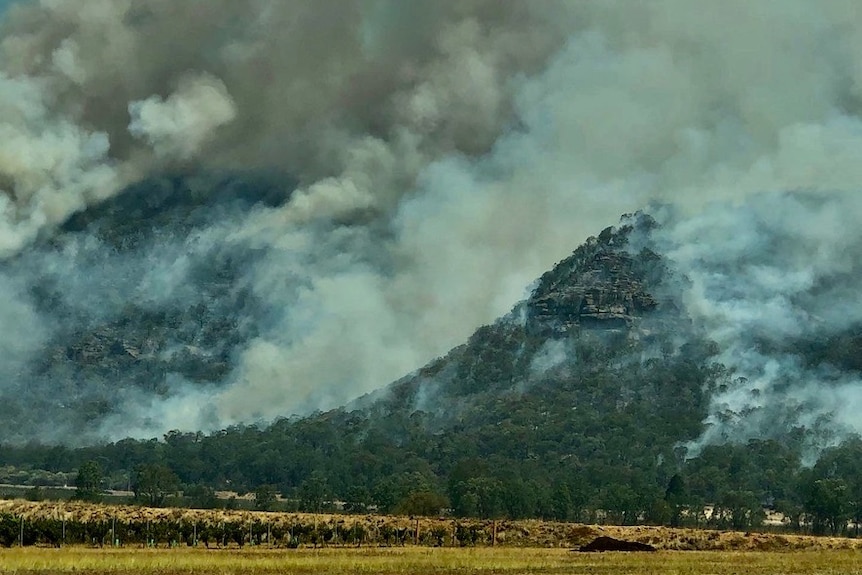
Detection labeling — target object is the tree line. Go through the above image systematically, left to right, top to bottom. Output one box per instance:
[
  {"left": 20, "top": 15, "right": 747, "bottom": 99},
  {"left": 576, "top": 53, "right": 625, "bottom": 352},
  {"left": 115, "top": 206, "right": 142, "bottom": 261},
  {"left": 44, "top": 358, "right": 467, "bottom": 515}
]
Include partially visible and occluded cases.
[{"left": 4, "top": 430, "right": 861, "bottom": 537}]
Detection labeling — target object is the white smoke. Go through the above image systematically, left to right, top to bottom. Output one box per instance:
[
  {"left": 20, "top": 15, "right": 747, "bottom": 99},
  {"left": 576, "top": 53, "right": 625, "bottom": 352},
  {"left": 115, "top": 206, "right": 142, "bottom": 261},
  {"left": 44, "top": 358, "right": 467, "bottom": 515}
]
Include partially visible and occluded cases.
[
  {"left": 1, "top": 1, "right": 862, "bottom": 442},
  {"left": 0, "top": 71, "right": 118, "bottom": 256},
  {"left": 128, "top": 73, "right": 237, "bottom": 159},
  {"left": 656, "top": 191, "right": 862, "bottom": 452},
  {"left": 530, "top": 339, "right": 570, "bottom": 376}
]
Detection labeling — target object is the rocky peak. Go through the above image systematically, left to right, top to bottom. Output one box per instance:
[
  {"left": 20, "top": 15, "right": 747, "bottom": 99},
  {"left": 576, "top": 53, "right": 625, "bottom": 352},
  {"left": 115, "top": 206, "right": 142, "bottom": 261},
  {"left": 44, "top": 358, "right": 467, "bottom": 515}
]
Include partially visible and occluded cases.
[{"left": 526, "top": 216, "right": 661, "bottom": 337}]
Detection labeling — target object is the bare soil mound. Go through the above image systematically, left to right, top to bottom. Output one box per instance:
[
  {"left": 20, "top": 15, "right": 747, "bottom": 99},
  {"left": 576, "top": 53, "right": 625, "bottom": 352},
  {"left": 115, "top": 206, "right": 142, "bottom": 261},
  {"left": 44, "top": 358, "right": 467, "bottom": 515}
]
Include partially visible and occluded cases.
[{"left": 579, "top": 536, "right": 656, "bottom": 552}]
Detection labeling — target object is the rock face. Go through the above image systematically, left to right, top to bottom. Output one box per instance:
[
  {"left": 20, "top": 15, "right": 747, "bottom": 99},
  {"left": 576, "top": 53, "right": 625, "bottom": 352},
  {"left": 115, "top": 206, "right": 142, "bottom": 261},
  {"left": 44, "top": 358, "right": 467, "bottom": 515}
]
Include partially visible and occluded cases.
[
  {"left": 526, "top": 218, "right": 661, "bottom": 337},
  {"left": 39, "top": 304, "right": 243, "bottom": 399}
]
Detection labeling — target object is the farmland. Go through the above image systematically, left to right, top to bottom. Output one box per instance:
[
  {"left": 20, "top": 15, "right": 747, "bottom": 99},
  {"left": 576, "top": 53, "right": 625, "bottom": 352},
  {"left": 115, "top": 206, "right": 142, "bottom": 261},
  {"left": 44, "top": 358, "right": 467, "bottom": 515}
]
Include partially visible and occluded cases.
[
  {"left": 3, "top": 499, "right": 862, "bottom": 552},
  {"left": 1, "top": 502, "right": 862, "bottom": 574},
  {"left": 1, "top": 547, "right": 861, "bottom": 575}
]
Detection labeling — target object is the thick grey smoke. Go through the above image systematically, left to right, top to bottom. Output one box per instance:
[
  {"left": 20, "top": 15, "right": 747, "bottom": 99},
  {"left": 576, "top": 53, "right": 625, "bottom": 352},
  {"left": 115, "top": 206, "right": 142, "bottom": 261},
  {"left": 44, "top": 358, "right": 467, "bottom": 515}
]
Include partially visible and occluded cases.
[
  {"left": 1, "top": 0, "right": 862, "bottom": 443},
  {"left": 656, "top": 191, "right": 862, "bottom": 454}
]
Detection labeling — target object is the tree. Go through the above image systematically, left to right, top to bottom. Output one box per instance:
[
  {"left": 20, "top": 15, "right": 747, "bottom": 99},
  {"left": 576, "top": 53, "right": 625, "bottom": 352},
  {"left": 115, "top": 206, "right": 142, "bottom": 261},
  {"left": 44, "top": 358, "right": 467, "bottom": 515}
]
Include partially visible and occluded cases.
[
  {"left": 812, "top": 438, "right": 862, "bottom": 535},
  {"left": 74, "top": 460, "right": 103, "bottom": 502},
  {"left": 132, "top": 463, "right": 180, "bottom": 507},
  {"left": 298, "top": 471, "right": 329, "bottom": 513},
  {"left": 664, "top": 474, "right": 688, "bottom": 527},
  {"left": 451, "top": 477, "right": 504, "bottom": 519},
  {"left": 371, "top": 478, "right": 398, "bottom": 514},
  {"left": 804, "top": 478, "right": 849, "bottom": 535},
  {"left": 551, "top": 482, "right": 574, "bottom": 522},
  {"left": 601, "top": 483, "right": 643, "bottom": 526},
  {"left": 185, "top": 484, "right": 219, "bottom": 509},
  {"left": 254, "top": 484, "right": 278, "bottom": 511},
  {"left": 344, "top": 485, "right": 372, "bottom": 513},
  {"left": 24, "top": 486, "right": 44, "bottom": 502},
  {"left": 395, "top": 490, "right": 449, "bottom": 517},
  {"left": 714, "top": 490, "right": 764, "bottom": 531}
]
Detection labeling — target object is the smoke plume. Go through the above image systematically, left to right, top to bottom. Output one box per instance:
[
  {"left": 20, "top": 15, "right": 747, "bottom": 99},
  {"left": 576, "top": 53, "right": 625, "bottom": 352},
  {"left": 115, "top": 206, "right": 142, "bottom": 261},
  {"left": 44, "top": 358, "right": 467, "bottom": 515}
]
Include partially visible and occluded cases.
[
  {"left": 0, "top": 0, "right": 862, "bottom": 444},
  {"left": 656, "top": 191, "right": 862, "bottom": 454}
]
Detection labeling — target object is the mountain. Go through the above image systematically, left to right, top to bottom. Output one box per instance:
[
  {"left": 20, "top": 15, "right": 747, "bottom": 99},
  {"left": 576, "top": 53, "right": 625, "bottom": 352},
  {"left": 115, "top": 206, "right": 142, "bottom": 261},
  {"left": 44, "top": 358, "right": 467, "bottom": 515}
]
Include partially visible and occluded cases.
[
  {"left": 0, "top": 174, "right": 291, "bottom": 441},
  {"left": 0, "top": 176, "right": 702, "bottom": 447},
  {"left": 3, "top": 203, "right": 862, "bottom": 533},
  {"left": 358, "top": 212, "right": 712, "bottom": 453},
  {"left": 0, "top": 214, "right": 722, "bottom": 516}
]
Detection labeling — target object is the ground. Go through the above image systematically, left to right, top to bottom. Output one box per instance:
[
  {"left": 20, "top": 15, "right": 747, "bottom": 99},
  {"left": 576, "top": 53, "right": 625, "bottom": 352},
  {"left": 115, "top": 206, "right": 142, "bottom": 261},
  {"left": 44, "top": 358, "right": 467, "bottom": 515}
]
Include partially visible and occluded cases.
[{"left": 1, "top": 547, "right": 861, "bottom": 575}]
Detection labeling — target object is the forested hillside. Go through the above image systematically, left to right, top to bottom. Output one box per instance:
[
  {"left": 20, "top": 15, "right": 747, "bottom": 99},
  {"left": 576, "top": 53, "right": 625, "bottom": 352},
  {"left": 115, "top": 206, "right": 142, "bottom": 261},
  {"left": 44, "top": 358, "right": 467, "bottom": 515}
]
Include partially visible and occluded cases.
[{"left": 4, "top": 215, "right": 862, "bottom": 535}]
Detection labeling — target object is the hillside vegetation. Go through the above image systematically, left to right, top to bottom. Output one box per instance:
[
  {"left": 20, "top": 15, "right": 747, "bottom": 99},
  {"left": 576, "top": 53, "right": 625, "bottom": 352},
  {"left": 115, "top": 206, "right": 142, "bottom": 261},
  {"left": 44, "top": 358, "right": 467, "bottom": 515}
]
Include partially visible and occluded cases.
[{"left": 2, "top": 216, "right": 862, "bottom": 535}]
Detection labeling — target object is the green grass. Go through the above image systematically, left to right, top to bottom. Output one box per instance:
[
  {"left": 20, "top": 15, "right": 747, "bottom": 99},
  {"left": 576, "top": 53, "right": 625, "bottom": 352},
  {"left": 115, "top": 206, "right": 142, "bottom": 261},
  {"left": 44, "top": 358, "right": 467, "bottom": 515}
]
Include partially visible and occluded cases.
[{"left": 1, "top": 547, "right": 861, "bottom": 575}]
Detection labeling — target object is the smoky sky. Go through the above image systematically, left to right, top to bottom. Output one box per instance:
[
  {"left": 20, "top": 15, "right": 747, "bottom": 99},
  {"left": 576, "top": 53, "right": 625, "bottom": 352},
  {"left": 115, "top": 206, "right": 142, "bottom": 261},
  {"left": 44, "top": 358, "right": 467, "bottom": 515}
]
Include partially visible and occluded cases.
[{"left": 1, "top": 0, "right": 862, "bottom": 445}]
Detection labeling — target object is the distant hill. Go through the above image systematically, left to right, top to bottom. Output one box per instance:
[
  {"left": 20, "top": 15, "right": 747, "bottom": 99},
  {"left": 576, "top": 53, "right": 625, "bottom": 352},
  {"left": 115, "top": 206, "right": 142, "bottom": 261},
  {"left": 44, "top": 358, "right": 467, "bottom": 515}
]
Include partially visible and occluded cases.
[
  {"left": 0, "top": 174, "right": 290, "bottom": 440},
  {"left": 4, "top": 208, "right": 862, "bottom": 535},
  {"left": 0, "top": 214, "right": 722, "bottom": 517}
]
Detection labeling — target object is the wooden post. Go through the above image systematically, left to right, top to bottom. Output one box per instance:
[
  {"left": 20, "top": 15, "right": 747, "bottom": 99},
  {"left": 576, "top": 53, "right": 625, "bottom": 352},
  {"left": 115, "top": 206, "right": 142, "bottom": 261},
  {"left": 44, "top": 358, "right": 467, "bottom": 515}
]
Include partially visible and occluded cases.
[
  {"left": 19, "top": 516, "right": 24, "bottom": 547},
  {"left": 62, "top": 517, "right": 66, "bottom": 547},
  {"left": 112, "top": 517, "right": 117, "bottom": 547},
  {"left": 414, "top": 519, "right": 420, "bottom": 545},
  {"left": 492, "top": 520, "right": 497, "bottom": 547},
  {"left": 193, "top": 522, "right": 197, "bottom": 547}
]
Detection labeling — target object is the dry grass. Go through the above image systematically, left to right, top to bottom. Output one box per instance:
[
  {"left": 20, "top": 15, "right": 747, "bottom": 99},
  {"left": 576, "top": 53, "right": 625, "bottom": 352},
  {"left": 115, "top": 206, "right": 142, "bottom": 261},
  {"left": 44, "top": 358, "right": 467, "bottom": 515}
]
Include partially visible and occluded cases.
[
  {"left": 2, "top": 499, "right": 862, "bottom": 552},
  {"left": 580, "top": 523, "right": 862, "bottom": 552},
  {"left": 1, "top": 547, "right": 862, "bottom": 575}
]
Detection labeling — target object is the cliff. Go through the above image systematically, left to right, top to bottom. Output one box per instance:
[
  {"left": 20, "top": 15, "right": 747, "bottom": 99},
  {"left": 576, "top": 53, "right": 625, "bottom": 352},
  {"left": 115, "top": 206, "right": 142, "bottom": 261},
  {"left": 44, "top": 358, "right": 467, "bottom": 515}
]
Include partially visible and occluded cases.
[{"left": 526, "top": 216, "right": 663, "bottom": 337}]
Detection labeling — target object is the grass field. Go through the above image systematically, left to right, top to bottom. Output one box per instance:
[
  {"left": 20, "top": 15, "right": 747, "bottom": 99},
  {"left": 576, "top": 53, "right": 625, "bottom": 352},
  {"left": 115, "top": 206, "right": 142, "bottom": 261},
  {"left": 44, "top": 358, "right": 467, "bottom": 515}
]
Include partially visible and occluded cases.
[{"left": 1, "top": 547, "right": 861, "bottom": 575}]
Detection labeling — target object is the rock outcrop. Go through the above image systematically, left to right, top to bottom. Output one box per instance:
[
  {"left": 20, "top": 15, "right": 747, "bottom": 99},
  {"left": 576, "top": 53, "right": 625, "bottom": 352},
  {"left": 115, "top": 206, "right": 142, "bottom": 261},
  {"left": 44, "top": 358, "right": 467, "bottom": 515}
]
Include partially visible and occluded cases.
[{"left": 526, "top": 219, "right": 661, "bottom": 337}]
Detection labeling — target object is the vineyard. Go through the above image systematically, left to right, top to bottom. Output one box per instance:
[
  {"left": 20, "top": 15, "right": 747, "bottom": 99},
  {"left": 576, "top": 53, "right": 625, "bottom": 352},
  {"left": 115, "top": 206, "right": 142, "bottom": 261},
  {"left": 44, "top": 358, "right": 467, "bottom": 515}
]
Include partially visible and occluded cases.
[{"left": 2, "top": 500, "right": 861, "bottom": 552}]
